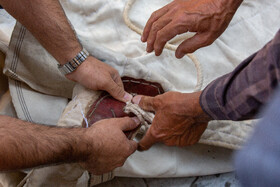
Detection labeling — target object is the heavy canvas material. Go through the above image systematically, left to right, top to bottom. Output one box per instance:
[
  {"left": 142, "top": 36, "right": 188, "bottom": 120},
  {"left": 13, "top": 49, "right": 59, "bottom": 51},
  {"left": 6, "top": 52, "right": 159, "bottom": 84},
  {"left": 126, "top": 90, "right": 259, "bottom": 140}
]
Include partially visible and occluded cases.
[{"left": 2, "top": 0, "right": 280, "bottom": 186}]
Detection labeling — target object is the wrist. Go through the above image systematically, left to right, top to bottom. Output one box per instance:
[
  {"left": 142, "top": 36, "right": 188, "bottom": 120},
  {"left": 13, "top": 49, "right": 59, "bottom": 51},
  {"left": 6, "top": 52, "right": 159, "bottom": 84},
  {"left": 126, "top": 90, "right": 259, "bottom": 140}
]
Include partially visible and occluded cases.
[
  {"left": 58, "top": 46, "right": 82, "bottom": 66},
  {"left": 58, "top": 48, "right": 90, "bottom": 75},
  {"left": 64, "top": 55, "right": 93, "bottom": 82},
  {"left": 182, "top": 91, "right": 212, "bottom": 123},
  {"left": 70, "top": 127, "right": 92, "bottom": 162}
]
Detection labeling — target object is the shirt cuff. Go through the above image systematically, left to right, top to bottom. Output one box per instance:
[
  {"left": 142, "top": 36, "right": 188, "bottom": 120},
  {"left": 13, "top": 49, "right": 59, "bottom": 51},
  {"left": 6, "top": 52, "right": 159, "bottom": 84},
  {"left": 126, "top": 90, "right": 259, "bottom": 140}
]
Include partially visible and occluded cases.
[{"left": 199, "top": 74, "right": 232, "bottom": 120}]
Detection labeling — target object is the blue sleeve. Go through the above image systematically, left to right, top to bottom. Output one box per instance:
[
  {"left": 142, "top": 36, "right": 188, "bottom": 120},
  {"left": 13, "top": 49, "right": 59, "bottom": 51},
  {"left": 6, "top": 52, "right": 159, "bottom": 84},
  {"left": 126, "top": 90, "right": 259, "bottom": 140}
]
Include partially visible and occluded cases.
[{"left": 234, "top": 86, "right": 280, "bottom": 187}]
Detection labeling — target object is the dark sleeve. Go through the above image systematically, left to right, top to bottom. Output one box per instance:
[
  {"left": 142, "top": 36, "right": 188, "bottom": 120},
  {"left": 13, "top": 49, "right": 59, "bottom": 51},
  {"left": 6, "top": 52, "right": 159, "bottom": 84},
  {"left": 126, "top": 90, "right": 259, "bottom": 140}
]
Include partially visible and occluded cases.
[{"left": 200, "top": 29, "right": 280, "bottom": 121}]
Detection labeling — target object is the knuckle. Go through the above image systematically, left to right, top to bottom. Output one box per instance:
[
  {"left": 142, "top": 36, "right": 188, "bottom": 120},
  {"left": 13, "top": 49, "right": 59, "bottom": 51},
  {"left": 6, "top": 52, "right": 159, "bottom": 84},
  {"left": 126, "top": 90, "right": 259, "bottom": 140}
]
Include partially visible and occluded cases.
[
  {"left": 151, "top": 11, "right": 158, "bottom": 18},
  {"left": 174, "top": 15, "right": 187, "bottom": 26},
  {"left": 151, "top": 23, "right": 160, "bottom": 32},
  {"left": 156, "top": 31, "right": 164, "bottom": 42},
  {"left": 112, "top": 69, "right": 119, "bottom": 76},
  {"left": 109, "top": 84, "right": 123, "bottom": 95},
  {"left": 114, "top": 87, "right": 124, "bottom": 96},
  {"left": 153, "top": 96, "right": 162, "bottom": 109},
  {"left": 150, "top": 128, "right": 161, "bottom": 140}
]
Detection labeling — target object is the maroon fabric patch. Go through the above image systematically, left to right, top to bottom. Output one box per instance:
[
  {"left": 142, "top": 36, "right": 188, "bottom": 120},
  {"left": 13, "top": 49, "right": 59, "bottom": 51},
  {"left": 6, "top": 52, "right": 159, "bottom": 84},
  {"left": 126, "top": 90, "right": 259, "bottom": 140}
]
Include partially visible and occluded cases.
[{"left": 82, "top": 77, "right": 164, "bottom": 139}]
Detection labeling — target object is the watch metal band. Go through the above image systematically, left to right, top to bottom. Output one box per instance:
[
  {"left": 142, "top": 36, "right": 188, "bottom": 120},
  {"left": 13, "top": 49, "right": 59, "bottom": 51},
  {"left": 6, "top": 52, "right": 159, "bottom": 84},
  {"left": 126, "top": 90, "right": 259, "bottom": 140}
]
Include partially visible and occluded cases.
[{"left": 58, "top": 48, "right": 89, "bottom": 75}]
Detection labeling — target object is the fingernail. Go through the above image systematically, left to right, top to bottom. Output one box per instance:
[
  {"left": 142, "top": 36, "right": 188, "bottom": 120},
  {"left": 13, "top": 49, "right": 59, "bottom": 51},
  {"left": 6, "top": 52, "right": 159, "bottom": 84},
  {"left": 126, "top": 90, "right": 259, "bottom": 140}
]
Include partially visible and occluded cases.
[
  {"left": 141, "top": 35, "right": 144, "bottom": 42},
  {"left": 124, "top": 92, "right": 133, "bottom": 102},
  {"left": 132, "top": 95, "right": 141, "bottom": 104},
  {"left": 132, "top": 117, "right": 140, "bottom": 125}
]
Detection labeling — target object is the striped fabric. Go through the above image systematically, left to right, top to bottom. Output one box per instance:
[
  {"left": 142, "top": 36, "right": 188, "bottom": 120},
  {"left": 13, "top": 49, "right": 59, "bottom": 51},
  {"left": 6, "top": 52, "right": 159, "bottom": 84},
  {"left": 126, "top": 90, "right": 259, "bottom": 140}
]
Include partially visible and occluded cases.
[{"left": 200, "top": 29, "right": 280, "bottom": 121}]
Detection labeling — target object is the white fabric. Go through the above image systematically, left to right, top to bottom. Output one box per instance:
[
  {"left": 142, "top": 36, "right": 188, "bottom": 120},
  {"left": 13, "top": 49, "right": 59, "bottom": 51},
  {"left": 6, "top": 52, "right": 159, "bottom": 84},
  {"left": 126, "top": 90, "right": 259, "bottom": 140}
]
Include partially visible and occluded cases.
[
  {"left": 1, "top": 0, "right": 280, "bottom": 184},
  {"left": 0, "top": 9, "right": 15, "bottom": 53}
]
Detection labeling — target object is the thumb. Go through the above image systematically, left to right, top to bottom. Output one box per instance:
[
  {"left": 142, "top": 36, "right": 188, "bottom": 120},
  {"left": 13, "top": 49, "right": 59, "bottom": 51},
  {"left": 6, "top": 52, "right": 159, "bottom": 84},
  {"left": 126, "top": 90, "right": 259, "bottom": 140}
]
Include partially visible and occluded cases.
[
  {"left": 175, "top": 33, "right": 211, "bottom": 59},
  {"left": 106, "top": 78, "right": 132, "bottom": 102},
  {"left": 132, "top": 95, "right": 156, "bottom": 112},
  {"left": 117, "top": 117, "right": 141, "bottom": 131},
  {"left": 138, "top": 128, "right": 157, "bottom": 151},
  {"left": 127, "top": 140, "right": 138, "bottom": 155}
]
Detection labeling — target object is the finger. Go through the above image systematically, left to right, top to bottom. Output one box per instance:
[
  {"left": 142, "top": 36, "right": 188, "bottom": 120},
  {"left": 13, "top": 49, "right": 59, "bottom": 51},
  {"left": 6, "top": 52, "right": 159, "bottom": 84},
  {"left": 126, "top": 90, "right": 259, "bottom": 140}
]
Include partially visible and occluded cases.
[
  {"left": 142, "top": 6, "right": 169, "bottom": 42},
  {"left": 146, "top": 16, "right": 172, "bottom": 53},
  {"left": 154, "top": 21, "right": 188, "bottom": 56},
  {"left": 175, "top": 32, "right": 211, "bottom": 58},
  {"left": 113, "top": 73, "right": 124, "bottom": 89},
  {"left": 106, "top": 78, "right": 132, "bottom": 102},
  {"left": 132, "top": 95, "right": 156, "bottom": 112},
  {"left": 116, "top": 117, "right": 140, "bottom": 131},
  {"left": 138, "top": 128, "right": 157, "bottom": 151},
  {"left": 127, "top": 140, "right": 138, "bottom": 155}
]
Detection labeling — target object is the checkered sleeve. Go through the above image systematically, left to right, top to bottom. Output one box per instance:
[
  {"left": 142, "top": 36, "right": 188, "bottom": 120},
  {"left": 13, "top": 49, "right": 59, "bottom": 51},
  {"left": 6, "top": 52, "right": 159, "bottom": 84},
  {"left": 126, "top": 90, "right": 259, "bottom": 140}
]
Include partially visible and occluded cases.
[{"left": 200, "top": 29, "right": 280, "bottom": 121}]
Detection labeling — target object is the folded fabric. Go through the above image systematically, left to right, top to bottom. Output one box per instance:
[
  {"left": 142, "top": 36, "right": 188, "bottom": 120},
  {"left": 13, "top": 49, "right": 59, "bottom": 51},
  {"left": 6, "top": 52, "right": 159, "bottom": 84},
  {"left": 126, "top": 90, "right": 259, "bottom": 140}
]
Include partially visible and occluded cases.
[
  {"left": 2, "top": 0, "right": 280, "bottom": 186},
  {"left": 84, "top": 77, "right": 164, "bottom": 139}
]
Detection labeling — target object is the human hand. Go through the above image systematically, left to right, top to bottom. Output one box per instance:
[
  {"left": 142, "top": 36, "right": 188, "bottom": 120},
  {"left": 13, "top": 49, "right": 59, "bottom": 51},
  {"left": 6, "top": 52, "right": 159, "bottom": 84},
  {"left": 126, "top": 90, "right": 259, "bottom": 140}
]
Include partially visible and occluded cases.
[
  {"left": 142, "top": 0, "right": 242, "bottom": 58},
  {"left": 66, "top": 56, "right": 132, "bottom": 102},
  {"left": 132, "top": 91, "right": 212, "bottom": 151},
  {"left": 81, "top": 117, "right": 140, "bottom": 175}
]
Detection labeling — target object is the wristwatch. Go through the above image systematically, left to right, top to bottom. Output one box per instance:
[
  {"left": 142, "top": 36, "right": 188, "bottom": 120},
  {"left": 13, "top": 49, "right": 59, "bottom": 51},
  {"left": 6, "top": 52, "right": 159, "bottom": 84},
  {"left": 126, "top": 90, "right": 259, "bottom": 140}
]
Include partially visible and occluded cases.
[{"left": 58, "top": 48, "right": 89, "bottom": 75}]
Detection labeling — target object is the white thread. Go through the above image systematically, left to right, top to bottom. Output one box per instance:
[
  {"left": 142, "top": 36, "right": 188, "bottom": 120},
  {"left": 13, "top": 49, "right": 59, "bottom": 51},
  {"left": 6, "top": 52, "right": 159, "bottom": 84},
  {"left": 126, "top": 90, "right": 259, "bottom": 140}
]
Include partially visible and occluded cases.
[
  {"left": 123, "top": 0, "right": 203, "bottom": 91},
  {"left": 64, "top": 96, "right": 89, "bottom": 128},
  {"left": 124, "top": 101, "right": 154, "bottom": 133}
]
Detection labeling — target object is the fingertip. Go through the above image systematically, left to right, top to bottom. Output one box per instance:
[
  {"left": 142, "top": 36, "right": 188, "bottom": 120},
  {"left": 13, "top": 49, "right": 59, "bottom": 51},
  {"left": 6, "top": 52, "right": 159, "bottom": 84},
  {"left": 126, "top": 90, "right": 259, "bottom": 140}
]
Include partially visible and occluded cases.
[
  {"left": 141, "top": 35, "right": 147, "bottom": 42},
  {"left": 146, "top": 46, "right": 153, "bottom": 53},
  {"left": 155, "top": 49, "right": 163, "bottom": 56},
  {"left": 175, "top": 50, "right": 185, "bottom": 59},
  {"left": 124, "top": 92, "right": 133, "bottom": 102},
  {"left": 132, "top": 95, "right": 142, "bottom": 105},
  {"left": 131, "top": 117, "right": 140, "bottom": 125},
  {"left": 137, "top": 129, "right": 156, "bottom": 151}
]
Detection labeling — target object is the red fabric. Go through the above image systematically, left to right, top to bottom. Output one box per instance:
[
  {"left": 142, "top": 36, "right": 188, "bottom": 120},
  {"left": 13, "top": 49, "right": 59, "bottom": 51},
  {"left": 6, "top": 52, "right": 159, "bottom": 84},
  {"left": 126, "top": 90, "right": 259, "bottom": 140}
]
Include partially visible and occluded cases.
[{"left": 83, "top": 77, "right": 164, "bottom": 139}]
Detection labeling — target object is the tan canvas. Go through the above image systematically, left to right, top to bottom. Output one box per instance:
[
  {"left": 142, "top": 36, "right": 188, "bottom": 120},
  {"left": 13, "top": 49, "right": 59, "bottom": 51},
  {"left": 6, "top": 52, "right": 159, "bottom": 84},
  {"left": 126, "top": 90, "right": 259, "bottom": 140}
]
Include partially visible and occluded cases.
[{"left": 2, "top": 0, "right": 280, "bottom": 186}]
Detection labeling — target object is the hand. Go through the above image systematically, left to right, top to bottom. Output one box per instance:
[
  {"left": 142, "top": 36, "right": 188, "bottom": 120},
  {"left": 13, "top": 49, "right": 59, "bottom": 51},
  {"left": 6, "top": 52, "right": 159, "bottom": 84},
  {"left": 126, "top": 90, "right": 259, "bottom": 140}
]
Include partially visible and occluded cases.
[
  {"left": 142, "top": 0, "right": 242, "bottom": 58},
  {"left": 66, "top": 56, "right": 132, "bottom": 102},
  {"left": 132, "top": 91, "right": 212, "bottom": 151},
  {"left": 81, "top": 117, "right": 140, "bottom": 175}
]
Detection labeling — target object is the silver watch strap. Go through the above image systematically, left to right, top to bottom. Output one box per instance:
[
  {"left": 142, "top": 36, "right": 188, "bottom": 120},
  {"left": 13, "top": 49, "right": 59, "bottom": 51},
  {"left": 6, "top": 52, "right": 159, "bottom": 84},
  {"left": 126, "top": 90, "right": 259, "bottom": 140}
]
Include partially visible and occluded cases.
[{"left": 58, "top": 48, "right": 89, "bottom": 75}]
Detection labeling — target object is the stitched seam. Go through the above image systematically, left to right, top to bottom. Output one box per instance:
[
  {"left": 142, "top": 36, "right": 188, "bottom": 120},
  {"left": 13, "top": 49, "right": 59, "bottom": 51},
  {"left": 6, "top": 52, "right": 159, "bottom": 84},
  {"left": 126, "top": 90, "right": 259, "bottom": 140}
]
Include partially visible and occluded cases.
[
  {"left": 11, "top": 25, "right": 26, "bottom": 74},
  {"left": 122, "top": 79, "right": 163, "bottom": 94},
  {"left": 15, "top": 80, "right": 33, "bottom": 122},
  {"left": 204, "top": 128, "right": 249, "bottom": 140},
  {"left": 199, "top": 138, "right": 242, "bottom": 147}
]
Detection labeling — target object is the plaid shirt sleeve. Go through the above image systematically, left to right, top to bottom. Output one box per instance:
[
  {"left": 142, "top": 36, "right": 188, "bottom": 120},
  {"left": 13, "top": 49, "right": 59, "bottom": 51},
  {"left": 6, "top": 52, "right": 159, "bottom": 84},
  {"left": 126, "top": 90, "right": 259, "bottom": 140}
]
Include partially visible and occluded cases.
[{"left": 200, "top": 29, "right": 280, "bottom": 121}]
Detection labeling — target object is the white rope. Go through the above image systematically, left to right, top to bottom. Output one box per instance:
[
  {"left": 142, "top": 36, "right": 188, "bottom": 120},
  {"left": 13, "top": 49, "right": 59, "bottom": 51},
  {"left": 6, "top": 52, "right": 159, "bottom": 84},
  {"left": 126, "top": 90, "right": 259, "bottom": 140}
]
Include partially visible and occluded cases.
[
  {"left": 123, "top": 0, "right": 203, "bottom": 91},
  {"left": 124, "top": 102, "right": 154, "bottom": 133}
]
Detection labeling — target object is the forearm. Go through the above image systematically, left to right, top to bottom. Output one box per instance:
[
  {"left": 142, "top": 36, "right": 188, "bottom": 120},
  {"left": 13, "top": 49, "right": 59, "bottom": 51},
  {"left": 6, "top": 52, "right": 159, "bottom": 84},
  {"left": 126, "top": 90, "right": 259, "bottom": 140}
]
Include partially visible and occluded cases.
[
  {"left": 0, "top": 0, "right": 81, "bottom": 65},
  {"left": 200, "top": 29, "right": 280, "bottom": 121},
  {"left": 0, "top": 115, "right": 88, "bottom": 171}
]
